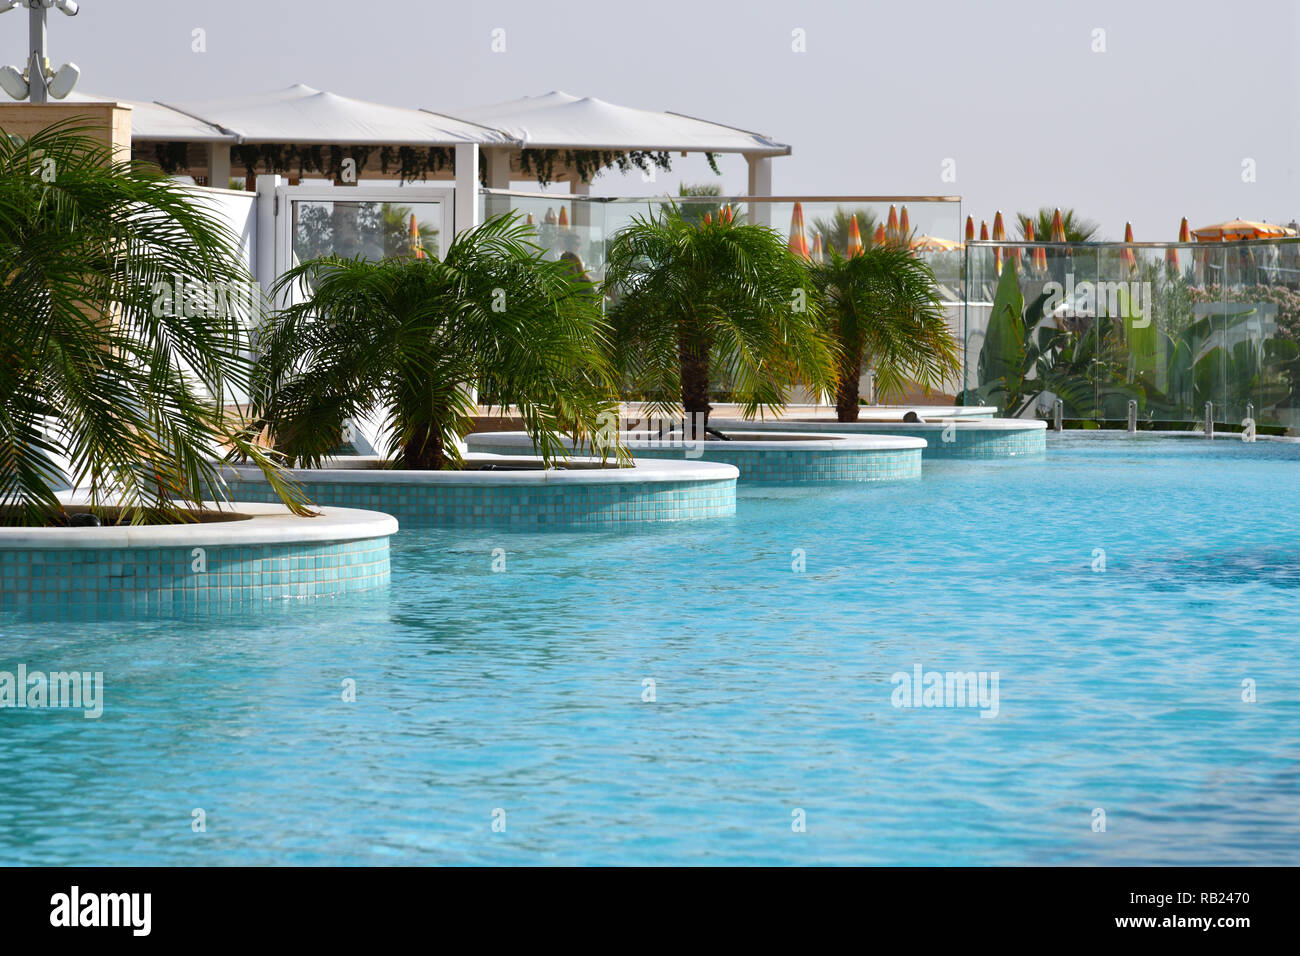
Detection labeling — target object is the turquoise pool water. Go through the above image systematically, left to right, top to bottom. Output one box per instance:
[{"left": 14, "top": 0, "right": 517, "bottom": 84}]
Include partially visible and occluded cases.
[{"left": 2, "top": 434, "right": 1298, "bottom": 865}]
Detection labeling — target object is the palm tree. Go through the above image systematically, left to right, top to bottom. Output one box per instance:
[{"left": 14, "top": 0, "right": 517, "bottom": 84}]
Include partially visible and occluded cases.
[
  {"left": 0, "top": 123, "right": 303, "bottom": 527},
  {"left": 676, "top": 182, "right": 725, "bottom": 228},
  {"left": 604, "top": 205, "right": 836, "bottom": 429},
  {"left": 1017, "top": 208, "right": 1101, "bottom": 243},
  {"left": 248, "top": 214, "right": 621, "bottom": 470},
  {"left": 809, "top": 245, "right": 959, "bottom": 421}
]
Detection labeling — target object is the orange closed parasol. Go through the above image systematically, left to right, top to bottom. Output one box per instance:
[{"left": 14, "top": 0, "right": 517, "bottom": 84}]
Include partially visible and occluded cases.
[
  {"left": 788, "top": 201, "right": 810, "bottom": 259},
  {"left": 886, "top": 204, "right": 900, "bottom": 243},
  {"left": 899, "top": 206, "right": 910, "bottom": 239},
  {"left": 558, "top": 207, "right": 569, "bottom": 229},
  {"left": 1050, "top": 208, "right": 1066, "bottom": 242},
  {"left": 992, "top": 211, "right": 1006, "bottom": 275},
  {"left": 408, "top": 213, "right": 425, "bottom": 259},
  {"left": 847, "top": 216, "right": 864, "bottom": 257},
  {"left": 965, "top": 216, "right": 975, "bottom": 242},
  {"left": 1168, "top": 216, "right": 1188, "bottom": 273},
  {"left": 1025, "top": 220, "right": 1046, "bottom": 274},
  {"left": 1121, "top": 222, "right": 1137, "bottom": 271},
  {"left": 871, "top": 223, "right": 885, "bottom": 247},
  {"left": 811, "top": 233, "right": 823, "bottom": 263}
]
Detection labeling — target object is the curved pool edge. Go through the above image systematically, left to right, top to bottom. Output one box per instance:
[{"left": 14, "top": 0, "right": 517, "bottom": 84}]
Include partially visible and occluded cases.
[
  {"left": 710, "top": 417, "right": 1047, "bottom": 460},
  {"left": 465, "top": 432, "right": 926, "bottom": 483},
  {"left": 218, "top": 454, "right": 739, "bottom": 528},
  {"left": 0, "top": 499, "right": 396, "bottom": 618}
]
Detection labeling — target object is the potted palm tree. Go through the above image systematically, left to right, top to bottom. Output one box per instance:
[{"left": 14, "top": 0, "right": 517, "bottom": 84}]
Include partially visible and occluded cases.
[
  {"left": 0, "top": 122, "right": 302, "bottom": 527},
  {"left": 604, "top": 204, "right": 836, "bottom": 430},
  {"left": 247, "top": 214, "right": 620, "bottom": 470},
  {"left": 808, "top": 244, "right": 960, "bottom": 422}
]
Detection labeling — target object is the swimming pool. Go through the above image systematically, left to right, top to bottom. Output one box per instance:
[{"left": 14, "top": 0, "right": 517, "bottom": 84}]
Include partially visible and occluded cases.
[{"left": 2, "top": 434, "right": 1298, "bottom": 865}]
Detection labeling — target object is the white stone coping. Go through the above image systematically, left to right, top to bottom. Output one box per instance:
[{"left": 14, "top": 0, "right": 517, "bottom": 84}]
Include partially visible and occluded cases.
[
  {"left": 745, "top": 405, "right": 1000, "bottom": 421},
  {"left": 711, "top": 417, "right": 1046, "bottom": 433},
  {"left": 466, "top": 431, "right": 927, "bottom": 453},
  {"left": 219, "top": 453, "right": 740, "bottom": 487},
  {"left": 0, "top": 496, "right": 398, "bottom": 551}
]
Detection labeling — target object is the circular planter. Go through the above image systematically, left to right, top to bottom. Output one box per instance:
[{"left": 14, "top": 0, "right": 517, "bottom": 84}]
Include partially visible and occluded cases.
[
  {"left": 711, "top": 417, "right": 1047, "bottom": 460},
  {"left": 465, "top": 431, "right": 925, "bottom": 483},
  {"left": 219, "top": 454, "right": 738, "bottom": 529},
  {"left": 0, "top": 501, "right": 397, "bottom": 618}
]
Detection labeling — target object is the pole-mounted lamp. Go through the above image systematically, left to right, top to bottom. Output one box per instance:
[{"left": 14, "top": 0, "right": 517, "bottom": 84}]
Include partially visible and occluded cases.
[{"left": 0, "top": 1, "right": 81, "bottom": 103}]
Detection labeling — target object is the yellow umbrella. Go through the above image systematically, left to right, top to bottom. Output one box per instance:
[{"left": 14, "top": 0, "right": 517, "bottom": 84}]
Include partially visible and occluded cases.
[
  {"left": 788, "top": 202, "right": 810, "bottom": 259},
  {"left": 408, "top": 213, "right": 425, "bottom": 260},
  {"left": 846, "top": 216, "right": 864, "bottom": 257},
  {"left": 1192, "top": 218, "right": 1295, "bottom": 241},
  {"left": 911, "top": 235, "right": 961, "bottom": 252}
]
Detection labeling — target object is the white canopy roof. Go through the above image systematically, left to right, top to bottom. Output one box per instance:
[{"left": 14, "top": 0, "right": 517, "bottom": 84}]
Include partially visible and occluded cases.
[
  {"left": 157, "top": 84, "right": 512, "bottom": 146},
  {"left": 69, "top": 85, "right": 789, "bottom": 158},
  {"left": 438, "top": 90, "right": 790, "bottom": 155},
  {"left": 68, "top": 91, "right": 233, "bottom": 142}
]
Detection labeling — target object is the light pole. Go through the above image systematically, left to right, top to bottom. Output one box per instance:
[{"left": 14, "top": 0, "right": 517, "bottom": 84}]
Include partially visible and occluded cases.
[{"left": 0, "top": 0, "right": 81, "bottom": 103}]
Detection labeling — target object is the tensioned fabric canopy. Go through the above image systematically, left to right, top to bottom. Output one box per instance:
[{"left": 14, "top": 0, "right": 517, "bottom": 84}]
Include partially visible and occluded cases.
[
  {"left": 157, "top": 84, "right": 512, "bottom": 146},
  {"left": 70, "top": 85, "right": 788, "bottom": 156},
  {"left": 436, "top": 90, "right": 790, "bottom": 155},
  {"left": 68, "top": 91, "right": 233, "bottom": 142}
]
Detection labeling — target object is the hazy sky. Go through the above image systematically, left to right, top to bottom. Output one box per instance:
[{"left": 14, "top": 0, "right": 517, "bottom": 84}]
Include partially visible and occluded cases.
[{"left": 5, "top": 0, "right": 1296, "bottom": 240}]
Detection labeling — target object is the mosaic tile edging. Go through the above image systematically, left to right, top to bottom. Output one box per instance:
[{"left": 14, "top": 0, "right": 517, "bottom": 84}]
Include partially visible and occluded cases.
[
  {"left": 710, "top": 419, "right": 1047, "bottom": 460},
  {"left": 466, "top": 437, "right": 923, "bottom": 483},
  {"left": 224, "top": 475, "right": 737, "bottom": 528},
  {"left": 0, "top": 535, "right": 390, "bottom": 612}
]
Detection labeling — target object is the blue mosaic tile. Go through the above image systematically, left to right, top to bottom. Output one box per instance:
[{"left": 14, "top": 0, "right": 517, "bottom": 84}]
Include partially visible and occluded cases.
[
  {"left": 883, "top": 427, "right": 1047, "bottom": 460},
  {"left": 223, "top": 477, "right": 737, "bottom": 529},
  {"left": 0, "top": 537, "right": 390, "bottom": 617}
]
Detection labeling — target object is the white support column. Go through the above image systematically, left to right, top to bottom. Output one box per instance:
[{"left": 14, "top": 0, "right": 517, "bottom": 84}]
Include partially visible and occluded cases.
[
  {"left": 208, "top": 143, "right": 231, "bottom": 190},
  {"left": 454, "top": 143, "right": 481, "bottom": 238},
  {"left": 454, "top": 144, "right": 483, "bottom": 411},
  {"left": 483, "top": 147, "right": 512, "bottom": 189},
  {"left": 746, "top": 153, "right": 772, "bottom": 226},
  {"left": 254, "top": 174, "right": 282, "bottom": 297},
  {"left": 571, "top": 177, "right": 591, "bottom": 229}
]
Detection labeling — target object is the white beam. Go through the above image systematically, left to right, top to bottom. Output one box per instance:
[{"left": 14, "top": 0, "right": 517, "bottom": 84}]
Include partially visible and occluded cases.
[{"left": 454, "top": 143, "right": 481, "bottom": 237}]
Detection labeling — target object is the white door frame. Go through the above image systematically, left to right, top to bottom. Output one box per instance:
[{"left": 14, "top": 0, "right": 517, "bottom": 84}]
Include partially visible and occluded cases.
[{"left": 272, "top": 184, "right": 456, "bottom": 305}]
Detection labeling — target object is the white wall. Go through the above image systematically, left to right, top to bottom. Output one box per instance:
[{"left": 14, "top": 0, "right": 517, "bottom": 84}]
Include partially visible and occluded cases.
[{"left": 190, "top": 185, "right": 258, "bottom": 276}]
